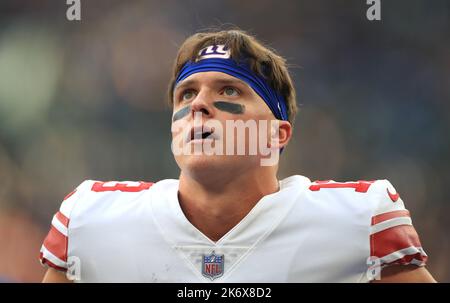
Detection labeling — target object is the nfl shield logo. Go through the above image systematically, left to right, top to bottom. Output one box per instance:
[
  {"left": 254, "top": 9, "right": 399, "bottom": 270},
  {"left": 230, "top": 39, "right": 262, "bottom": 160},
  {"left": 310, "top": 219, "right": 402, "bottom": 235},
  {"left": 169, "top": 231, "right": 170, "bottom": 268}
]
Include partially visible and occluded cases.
[{"left": 202, "top": 251, "right": 224, "bottom": 280}]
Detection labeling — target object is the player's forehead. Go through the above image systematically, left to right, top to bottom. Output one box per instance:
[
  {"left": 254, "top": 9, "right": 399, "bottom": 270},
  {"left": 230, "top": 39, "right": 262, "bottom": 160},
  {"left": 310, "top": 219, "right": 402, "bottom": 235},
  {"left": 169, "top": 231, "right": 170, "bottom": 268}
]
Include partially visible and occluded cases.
[{"left": 174, "top": 71, "right": 250, "bottom": 91}]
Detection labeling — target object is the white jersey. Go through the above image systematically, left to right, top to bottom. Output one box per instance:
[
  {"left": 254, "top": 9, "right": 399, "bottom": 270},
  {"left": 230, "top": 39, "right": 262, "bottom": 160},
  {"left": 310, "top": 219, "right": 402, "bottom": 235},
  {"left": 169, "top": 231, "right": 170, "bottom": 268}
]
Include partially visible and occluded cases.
[{"left": 39, "top": 175, "right": 427, "bottom": 282}]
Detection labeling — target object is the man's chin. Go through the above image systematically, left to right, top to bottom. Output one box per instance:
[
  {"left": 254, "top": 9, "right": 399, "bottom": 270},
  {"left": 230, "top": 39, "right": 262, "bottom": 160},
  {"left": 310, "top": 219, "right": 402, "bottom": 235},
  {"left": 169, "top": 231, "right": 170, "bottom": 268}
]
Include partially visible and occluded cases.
[
  {"left": 176, "top": 154, "right": 251, "bottom": 177},
  {"left": 179, "top": 154, "right": 228, "bottom": 169}
]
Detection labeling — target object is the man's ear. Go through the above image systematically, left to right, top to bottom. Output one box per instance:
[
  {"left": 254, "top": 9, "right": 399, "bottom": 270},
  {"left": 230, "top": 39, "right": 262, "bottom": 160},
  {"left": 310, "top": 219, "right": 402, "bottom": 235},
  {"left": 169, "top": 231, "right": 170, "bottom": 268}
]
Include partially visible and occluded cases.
[{"left": 269, "top": 120, "right": 292, "bottom": 149}]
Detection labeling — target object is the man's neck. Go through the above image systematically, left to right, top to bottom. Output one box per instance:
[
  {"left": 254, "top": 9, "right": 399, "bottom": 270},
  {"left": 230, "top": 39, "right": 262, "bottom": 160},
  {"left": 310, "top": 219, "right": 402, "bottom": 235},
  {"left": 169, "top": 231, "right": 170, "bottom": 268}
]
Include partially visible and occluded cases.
[{"left": 177, "top": 169, "right": 279, "bottom": 242}]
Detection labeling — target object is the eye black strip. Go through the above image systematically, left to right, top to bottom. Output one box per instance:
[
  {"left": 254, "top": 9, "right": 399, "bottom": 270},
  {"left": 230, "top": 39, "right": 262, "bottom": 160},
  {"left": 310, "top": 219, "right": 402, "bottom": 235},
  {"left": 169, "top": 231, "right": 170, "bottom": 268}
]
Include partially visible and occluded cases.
[
  {"left": 213, "top": 101, "right": 245, "bottom": 114},
  {"left": 172, "top": 105, "right": 191, "bottom": 122}
]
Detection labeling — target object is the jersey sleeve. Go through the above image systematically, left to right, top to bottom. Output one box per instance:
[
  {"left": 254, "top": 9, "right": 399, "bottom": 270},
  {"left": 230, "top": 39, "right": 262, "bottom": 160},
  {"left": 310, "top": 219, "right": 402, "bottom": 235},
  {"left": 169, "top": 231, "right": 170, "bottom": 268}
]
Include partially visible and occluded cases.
[
  {"left": 369, "top": 179, "right": 428, "bottom": 268},
  {"left": 39, "top": 180, "right": 91, "bottom": 272}
]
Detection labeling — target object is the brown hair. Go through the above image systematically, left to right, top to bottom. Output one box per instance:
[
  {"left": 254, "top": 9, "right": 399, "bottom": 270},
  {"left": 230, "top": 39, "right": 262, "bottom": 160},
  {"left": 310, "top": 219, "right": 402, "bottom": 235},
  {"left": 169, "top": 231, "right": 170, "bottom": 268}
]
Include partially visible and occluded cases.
[{"left": 167, "top": 29, "right": 298, "bottom": 124}]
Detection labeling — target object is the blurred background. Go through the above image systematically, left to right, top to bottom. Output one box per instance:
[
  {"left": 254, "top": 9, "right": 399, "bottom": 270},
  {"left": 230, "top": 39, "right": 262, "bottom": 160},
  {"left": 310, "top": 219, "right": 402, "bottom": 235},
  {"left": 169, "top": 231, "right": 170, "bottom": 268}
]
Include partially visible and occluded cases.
[{"left": 0, "top": 0, "right": 449, "bottom": 282}]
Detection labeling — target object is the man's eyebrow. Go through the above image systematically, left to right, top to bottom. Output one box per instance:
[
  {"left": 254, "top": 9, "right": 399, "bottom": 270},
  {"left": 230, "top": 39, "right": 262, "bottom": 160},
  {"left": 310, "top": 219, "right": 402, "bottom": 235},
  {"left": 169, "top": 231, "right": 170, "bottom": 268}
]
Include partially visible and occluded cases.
[
  {"left": 174, "top": 78, "right": 249, "bottom": 91},
  {"left": 213, "top": 78, "right": 249, "bottom": 87},
  {"left": 174, "top": 79, "right": 196, "bottom": 91}
]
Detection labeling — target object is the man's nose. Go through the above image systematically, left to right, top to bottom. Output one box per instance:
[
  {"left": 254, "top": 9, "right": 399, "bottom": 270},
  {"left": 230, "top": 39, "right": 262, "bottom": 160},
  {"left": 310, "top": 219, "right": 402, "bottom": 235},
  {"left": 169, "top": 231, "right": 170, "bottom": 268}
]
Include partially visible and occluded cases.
[{"left": 190, "top": 90, "right": 214, "bottom": 118}]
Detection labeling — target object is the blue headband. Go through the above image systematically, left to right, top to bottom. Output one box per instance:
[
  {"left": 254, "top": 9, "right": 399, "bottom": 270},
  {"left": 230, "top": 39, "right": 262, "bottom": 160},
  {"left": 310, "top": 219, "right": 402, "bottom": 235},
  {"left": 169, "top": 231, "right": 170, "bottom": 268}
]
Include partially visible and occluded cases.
[{"left": 174, "top": 57, "right": 289, "bottom": 121}]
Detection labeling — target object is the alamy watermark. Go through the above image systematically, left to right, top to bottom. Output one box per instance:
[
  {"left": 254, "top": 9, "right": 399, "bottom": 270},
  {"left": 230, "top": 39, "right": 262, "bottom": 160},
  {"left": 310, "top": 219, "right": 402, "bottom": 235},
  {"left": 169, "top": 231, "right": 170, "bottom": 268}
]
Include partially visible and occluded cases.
[
  {"left": 66, "top": 0, "right": 81, "bottom": 21},
  {"left": 366, "top": 0, "right": 381, "bottom": 21},
  {"left": 171, "top": 112, "right": 281, "bottom": 167},
  {"left": 66, "top": 256, "right": 82, "bottom": 281},
  {"left": 366, "top": 256, "right": 382, "bottom": 281}
]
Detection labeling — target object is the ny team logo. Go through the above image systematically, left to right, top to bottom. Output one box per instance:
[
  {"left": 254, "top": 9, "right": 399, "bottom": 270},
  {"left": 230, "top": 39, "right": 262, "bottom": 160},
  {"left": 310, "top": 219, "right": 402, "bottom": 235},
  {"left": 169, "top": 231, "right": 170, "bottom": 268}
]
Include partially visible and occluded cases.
[
  {"left": 197, "top": 45, "right": 231, "bottom": 61},
  {"left": 202, "top": 251, "right": 224, "bottom": 280}
]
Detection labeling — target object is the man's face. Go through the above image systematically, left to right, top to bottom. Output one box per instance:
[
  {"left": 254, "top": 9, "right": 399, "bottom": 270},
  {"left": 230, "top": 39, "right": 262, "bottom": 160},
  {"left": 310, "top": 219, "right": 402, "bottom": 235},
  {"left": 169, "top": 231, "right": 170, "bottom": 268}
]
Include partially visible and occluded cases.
[{"left": 171, "top": 71, "right": 281, "bottom": 177}]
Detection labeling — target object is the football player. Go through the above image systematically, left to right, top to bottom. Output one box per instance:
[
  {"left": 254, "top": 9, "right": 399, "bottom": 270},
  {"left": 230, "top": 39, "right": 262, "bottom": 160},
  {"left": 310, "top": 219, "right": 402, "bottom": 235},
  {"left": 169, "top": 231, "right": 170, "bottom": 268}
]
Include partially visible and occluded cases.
[{"left": 40, "top": 29, "right": 435, "bottom": 282}]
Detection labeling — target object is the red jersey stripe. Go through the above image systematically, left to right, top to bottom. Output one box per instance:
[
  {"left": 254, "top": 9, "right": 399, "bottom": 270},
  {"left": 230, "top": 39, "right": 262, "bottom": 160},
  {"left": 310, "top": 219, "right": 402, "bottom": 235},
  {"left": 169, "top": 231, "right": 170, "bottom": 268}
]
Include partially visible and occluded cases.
[
  {"left": 91, "top": 181, "right": 153, "bottom": 192},
  {"left": 63, "top": 189, "right": 76, "bottom": 201},
  {"left": 371, "top": 210, "right": 410, "bottom": 225},
  {"left": 55, "top": 211, "right": 70, "bottom": 228},
  {"left": 370, "top": 224, "right": 422, "bottom": 258},
  {"left": 43, "top": 225, "right": 68, "bottom": 262},
  {"left": 384, "top": 251, "right": 428, "bottom": 266},
  {"left": 39, "top": 252, "right": 68, "bottom": 272}
]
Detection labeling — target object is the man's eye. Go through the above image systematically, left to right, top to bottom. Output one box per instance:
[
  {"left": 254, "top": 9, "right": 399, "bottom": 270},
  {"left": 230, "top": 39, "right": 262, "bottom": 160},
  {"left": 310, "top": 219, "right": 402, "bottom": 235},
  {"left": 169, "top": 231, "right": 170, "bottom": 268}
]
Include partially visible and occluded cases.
[
  {"left": 223, "top": 87, "right": 239, "bottom": 97},
  {"left": 181, "top": 90, "right": 196, "bottom": 101}
]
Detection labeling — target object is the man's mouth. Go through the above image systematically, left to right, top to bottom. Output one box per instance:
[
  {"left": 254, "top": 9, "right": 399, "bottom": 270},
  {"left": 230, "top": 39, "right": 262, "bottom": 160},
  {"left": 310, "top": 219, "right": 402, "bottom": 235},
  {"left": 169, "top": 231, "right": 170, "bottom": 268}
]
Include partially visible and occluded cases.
[{"left": 185, "top": 126, "right": 217, "bottom": 143}]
